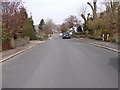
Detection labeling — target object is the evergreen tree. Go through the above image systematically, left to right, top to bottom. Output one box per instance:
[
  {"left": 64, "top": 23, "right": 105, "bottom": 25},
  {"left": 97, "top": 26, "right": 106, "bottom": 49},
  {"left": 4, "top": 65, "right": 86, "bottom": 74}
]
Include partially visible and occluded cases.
[
  {"left": 29, "top": 16, "right": 36, "bottom": 40},
  {"left": 22, "top": 17, "right": 36, "bottom": 40},
  {"left": 38, "top": 19, "right": 45, "bottom": 31},
  {"left": 77, "top": 26, "right": 83, "bottom": 32}
]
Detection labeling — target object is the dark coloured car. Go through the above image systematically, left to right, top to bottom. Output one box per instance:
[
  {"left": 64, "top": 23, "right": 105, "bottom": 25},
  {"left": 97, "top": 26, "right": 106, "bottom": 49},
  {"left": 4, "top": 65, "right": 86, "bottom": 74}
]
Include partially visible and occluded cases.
[{"left": 62, "top": 32, "right": 71, "bottom": 39}]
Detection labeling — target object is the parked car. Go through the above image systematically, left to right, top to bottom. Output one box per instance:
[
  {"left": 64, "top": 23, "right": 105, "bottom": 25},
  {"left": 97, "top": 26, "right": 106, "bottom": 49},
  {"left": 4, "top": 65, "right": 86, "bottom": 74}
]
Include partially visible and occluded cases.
[
  {"left": 62, "top": 32, "right": 71, "bottom": 39},
  {"left": 69, "top": 32, "right": 73, "bottom": 37},
  {"left": 59, "top": 33, "right": 63, "bottom": 37}
]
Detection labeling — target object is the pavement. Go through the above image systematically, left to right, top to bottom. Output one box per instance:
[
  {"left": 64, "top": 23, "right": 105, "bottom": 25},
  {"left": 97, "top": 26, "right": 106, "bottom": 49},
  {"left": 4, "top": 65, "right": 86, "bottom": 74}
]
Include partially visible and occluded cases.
[
  {"left": 2, "top": 35, "right": 118, "bottom": 88},
  {"left": 73, "top": 38, "right": 120, "bottom": 53},
  {"left": 0, "top": 41, "right": 44, "bottom": 62}
]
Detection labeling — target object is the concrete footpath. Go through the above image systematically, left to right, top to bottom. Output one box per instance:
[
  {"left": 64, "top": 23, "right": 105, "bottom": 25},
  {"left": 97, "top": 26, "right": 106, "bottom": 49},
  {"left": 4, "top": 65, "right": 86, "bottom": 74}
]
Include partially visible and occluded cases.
[
  {"left": 73, "top": 38, "right": 120, "bottom": 53},
  {"left": 0, "top": 41, "right": 44, "bottom": 63}
]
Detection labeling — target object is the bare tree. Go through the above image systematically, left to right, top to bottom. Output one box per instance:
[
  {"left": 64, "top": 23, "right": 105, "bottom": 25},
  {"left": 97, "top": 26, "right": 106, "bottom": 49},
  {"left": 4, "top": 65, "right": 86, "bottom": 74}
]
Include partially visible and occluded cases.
[
  {"left": 87, "top": 0, "right": 97, "bottom": 19},
  {"left": 103, "top": 0, "right": 119, "bottom": 36},
  {"left": 2, "top": 1, "right": 26, "bottom": 38},
  {"left": 79, "top": 5, "right": 90, "bottom": 24},
  {"left": 79, "top": 5, "right": 91, "bottom": 32},
  {"left": 81, "top": 13, "right": 90, "bottom": 24},
  {"left": 65, "top": 15, "right": 79, "bottom": 29},
  {"left": 44, "top": 19, "right": 55, "bottom": 35},
  {"left": 60, "top": 23, "right": 67, "bottom": 33}
]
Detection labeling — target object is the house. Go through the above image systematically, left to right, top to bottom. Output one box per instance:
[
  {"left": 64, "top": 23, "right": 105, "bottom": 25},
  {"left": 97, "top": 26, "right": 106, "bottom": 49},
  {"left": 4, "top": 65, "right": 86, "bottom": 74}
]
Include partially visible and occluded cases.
[
  {"left": 69, "top": 26, "right": 83, "bottom": 32},
  {"left": 69, "top": 27, "right": 77, "bottom": 32}
]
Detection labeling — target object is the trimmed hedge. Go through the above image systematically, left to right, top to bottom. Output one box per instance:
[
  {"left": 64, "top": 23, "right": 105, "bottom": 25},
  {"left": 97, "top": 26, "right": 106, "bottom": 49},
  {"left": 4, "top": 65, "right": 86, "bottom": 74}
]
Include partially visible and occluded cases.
[
  {"left": 73, "top": 32, "right": 86, "bottom": 35},
  {"left": 88, "top": 35, "right": 102, "bottom": 40},
  {"left": 88, "top": 35, "right": 94, "bottom": 39},
  {"left": 88, "top": 35, "right": 120, "bottom": 45},
  {"left": 94, "top": 37, "right": 102, "bottom": 40},
  {"left": 117, "top": 41, "right": 120, "bottom": 45}
]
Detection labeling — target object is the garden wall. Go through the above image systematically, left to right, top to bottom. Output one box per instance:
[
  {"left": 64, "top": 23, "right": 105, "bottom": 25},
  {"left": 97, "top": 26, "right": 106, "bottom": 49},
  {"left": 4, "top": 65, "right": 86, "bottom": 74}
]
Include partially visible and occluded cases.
[
  {"left": 1, "top": 37, "right": 30, "bottom": 51},
  {"left": 10, "top": 37, "right": 30, "bottom": 49}
]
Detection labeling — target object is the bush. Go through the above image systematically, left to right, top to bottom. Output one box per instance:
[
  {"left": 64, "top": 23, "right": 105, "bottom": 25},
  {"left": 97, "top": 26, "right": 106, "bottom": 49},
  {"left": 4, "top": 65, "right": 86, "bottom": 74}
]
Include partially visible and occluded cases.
[
  {"left": 2, "top": 29, "right": 11, "bottom": 44},
  {"left": 100, "top": 30, "right": 111, "bottom": 36},
  {"left": 73, "top": 32, "right": 85, "bottom": 35},
  {"left": 88, "top": 35, "right": 94, "bottom": 39},
  {"left": 88, "top": 35, "right": 102, "bottom": 40},
  {"left": 94, "top": 37, "right": 102, "bottom": 40},
  {"left": 109, "top": 39, "right": 120, "bottom": 45},
  {"left": 110, "top": 39, "right": 116, "bottom": 43},
  {"left": 117, "top": 41, "right": 120, "bottom": 45}
]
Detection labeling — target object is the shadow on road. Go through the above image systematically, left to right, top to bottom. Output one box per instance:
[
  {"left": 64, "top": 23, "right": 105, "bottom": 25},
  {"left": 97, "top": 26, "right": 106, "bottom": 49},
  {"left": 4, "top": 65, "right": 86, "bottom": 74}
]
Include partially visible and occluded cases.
[{"left": 108, "top": 57, "right": 118, "bottom": 71}]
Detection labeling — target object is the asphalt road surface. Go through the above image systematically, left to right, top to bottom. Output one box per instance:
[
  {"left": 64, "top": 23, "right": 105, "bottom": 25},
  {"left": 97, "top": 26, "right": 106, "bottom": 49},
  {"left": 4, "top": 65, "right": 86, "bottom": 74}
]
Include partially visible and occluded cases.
[{"left": 2, "top": 35, "right": 118, "bottom": 88}]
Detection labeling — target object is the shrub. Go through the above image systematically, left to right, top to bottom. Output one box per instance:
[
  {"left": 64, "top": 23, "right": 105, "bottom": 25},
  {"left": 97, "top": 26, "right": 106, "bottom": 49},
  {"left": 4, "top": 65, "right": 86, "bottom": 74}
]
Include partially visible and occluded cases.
[
  {"left": 2, "top": 29, "right": 11, "bottom": 44},
  {"left": 100, "top": 30, "right": 111, "bottom": 36},
  {"left": 73, "top": 32, "right": 85, "bottom": 35},
  {"left": 88, "top": 35, "right": 94, "bottom": 39},
  {"left": 88, "top": 35, "right": 102, "bottom": 40},
  {"left": 94, "top": 37, "right": 102, "bottom": 40},
  {"left": 109, "top": 39, "right": 120, "bottom": 45},
  {"left": 110, "top": 39, "right": 116, "bottom": 43},
  {"left": 117, "top": 41, "right": 120, "bottom": 45}
]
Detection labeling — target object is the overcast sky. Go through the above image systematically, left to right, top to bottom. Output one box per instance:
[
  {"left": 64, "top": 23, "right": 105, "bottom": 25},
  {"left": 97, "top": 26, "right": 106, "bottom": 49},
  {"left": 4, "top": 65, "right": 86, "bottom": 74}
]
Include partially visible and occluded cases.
[{"left": 24, "top": 0, "right": 105, "bottom": 25}]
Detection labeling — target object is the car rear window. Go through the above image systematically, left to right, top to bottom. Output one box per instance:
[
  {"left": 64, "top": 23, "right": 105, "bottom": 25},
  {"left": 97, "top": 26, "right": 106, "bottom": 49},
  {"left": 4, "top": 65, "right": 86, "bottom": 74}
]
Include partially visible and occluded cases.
[{"left": 63, "top": 32, "right": 69, "bottom": 34}]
